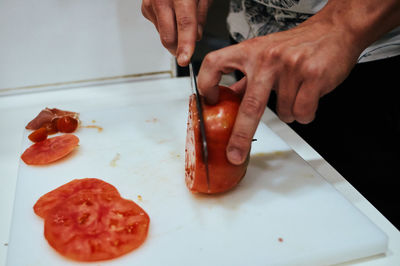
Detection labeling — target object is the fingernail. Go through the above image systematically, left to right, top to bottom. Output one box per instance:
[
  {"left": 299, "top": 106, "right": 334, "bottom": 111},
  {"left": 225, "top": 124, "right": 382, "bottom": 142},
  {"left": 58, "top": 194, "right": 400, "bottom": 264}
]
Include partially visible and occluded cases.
[
  {"left": 178, "top": 53, "right": 189, "bottom": 66},
  {"left": 227, "top": 147, "right": 244, "bottom": 165}
]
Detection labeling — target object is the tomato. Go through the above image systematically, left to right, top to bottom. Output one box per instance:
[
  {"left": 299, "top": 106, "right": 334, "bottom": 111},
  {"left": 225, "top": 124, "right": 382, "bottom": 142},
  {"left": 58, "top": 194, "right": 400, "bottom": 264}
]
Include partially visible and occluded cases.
[
  {"left": 185, "top": 86, "right": 249, "bottom": 194},
  {"left": 57, "top": 115, "right": 78, "bottom": 133},
  {"left": 28, "top": 127, "right": 48, "bottom": 143},
  {"left": 21, "top": 134, "right": 79, "bottom": 165},
  {"left": 34, "top": 178, "right": 120, "bottom": 218},
  {"left": 43, "top": 190, "right": 150, "bottom": 261}
]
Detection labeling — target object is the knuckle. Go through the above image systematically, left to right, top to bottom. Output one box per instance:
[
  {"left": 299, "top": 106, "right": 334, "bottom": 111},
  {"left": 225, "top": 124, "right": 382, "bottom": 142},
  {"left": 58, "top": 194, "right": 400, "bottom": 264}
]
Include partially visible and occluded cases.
[
  {"left": 141, "top": 0, "right": 151, "bottom": 17},
  {"left": 153, "top": 0, "right": 167, "bottom": 13},
  {"left": 177, "top": 16, "right": 194, "bottom": 30},
  {"left": 265, "top": 45, "right": 282, "bottom": 61},
  {"left": 203, "top": 52, "right": 219, "bottom": 66},
  {"left": 284, "top": 53, "right": 302, "bottom": 68},
  {"left": 302, "top": 62, "right": 323, "bottom": 79},
  {"left": 241, "top": 96, "right": 265, "bottom": 117},
  {"left": 230, "top": 130, "right": 252, "bottom": 146}
]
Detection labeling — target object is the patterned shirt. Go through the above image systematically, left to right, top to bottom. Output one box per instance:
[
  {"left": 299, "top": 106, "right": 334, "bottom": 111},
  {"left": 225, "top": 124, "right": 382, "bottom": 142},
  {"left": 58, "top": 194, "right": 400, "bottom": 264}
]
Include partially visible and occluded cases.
[{"left": 227, "top": 0, "right": 400, "bottom": 62}]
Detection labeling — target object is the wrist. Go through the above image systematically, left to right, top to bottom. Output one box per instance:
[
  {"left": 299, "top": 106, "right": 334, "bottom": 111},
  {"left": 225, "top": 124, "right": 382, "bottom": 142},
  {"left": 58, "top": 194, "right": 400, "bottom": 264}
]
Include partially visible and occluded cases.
[{"left": 307, "top": 0, "right": 400, "bottom": 54}]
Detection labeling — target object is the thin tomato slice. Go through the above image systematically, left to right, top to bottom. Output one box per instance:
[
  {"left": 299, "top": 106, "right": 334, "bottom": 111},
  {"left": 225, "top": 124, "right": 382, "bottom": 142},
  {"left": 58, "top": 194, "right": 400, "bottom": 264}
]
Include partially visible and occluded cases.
[
  {"left": 28, "top": 127, "right": 48, "bottom": 143},
  {"left": 21, "top": 134, "right": 79, "bottom": 165},
  {"left": 34, "top": 178, "right": 121, "bottom": 218},
  {"left": 44, "top": 190, "right": 150, "bottom": 262}
]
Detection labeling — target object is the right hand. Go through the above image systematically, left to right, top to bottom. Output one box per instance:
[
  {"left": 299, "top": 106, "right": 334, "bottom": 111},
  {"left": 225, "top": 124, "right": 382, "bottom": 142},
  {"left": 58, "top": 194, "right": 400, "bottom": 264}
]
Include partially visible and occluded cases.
[{"left": 141, "top": 0, "right": 212, "bottom": 66}]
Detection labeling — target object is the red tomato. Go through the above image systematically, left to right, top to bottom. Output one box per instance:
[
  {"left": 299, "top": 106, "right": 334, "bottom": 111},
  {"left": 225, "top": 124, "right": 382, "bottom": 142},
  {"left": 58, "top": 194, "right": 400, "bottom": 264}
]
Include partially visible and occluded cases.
[
  {"left": 185, "top": 86, "right": 249, "bottom": 194},
  {"left": 57, "top": 115, "right": 78, "bottom": 133},
  {"left": 28, "top": 127, "right": 48, "bottom": 143},
  {"left": 21, "top": 134, "right": 79, "bottom": 165},
  {"left": 34, "top": 178, "right": 121, "bottom": 218},
  {"left": 43, "top": 190, "right": 150, "bottom": 262}
]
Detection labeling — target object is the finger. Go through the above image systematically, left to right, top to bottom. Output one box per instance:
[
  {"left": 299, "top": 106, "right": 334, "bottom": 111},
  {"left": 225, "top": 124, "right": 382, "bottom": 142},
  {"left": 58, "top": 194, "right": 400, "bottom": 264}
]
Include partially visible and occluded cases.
[
  {"left": 141, "top": 0, "right": 159, "bottom": 31},
  {"left": 152, "top": 0, "right": 178, "bottom": 55},
  {"left": 174, "top": 0, "right": 198, "bottom": 66},
  {"left": 196, "top": 0, "right": 210, "bottom": 40},
  {"left": 198, "top": 44, "right": 246, "bottom": 104},
  {"left": 276, "top": 71, "right": 301, "bottom": 123},
  {"left": 227, "top": 73, "right": 274, "bottom": 165},
  {"left": 229, "top": 76, "right": 247, "bottom": 94},
  {"left": 292, "top": 80, "right": 321, "bottom": 124}
]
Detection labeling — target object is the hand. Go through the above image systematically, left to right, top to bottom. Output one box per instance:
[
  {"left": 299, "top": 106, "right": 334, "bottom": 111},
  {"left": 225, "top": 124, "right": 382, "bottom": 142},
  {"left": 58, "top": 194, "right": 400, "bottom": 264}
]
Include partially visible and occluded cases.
[
  {"left": 141, "top": 0, "right": 212, "bottom": 66},
  {"left": 197, "top": 16, "right": 363, "bottom": 165}
]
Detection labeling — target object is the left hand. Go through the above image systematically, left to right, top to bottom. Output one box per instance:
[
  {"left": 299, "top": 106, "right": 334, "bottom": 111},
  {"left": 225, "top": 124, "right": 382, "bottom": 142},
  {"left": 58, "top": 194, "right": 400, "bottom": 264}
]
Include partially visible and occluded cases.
[
  {"left": 141, "top": 0, "right": 213, "bottom": 66},
  {"left": 197, "top": 17, "right": 362, "bottom": 165}
]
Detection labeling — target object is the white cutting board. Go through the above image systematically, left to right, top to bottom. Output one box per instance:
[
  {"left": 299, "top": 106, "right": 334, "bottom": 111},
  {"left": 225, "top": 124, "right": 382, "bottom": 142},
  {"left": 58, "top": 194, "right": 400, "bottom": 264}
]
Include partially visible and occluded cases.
[{"left": 7, "top": 91, "right": 387, "bottom": 265}]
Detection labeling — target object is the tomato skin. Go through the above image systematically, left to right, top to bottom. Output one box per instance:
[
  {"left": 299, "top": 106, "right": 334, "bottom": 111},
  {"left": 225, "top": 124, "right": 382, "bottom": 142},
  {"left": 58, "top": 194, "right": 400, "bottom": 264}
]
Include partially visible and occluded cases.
[
  {"left": 185, "top": 86, "right": 249, "bottom": 194},
  {"left": 57, "top": 115, "right": 78, "bottom": 133},
  {"left": 28, "top": 127, "right": 48, "bottom": 143},
  {"left": 21, "top": 134, "right": 79, "bottom": 165},
  {"left": 36, "top": 179, "right": 150, "bottom": 262}
]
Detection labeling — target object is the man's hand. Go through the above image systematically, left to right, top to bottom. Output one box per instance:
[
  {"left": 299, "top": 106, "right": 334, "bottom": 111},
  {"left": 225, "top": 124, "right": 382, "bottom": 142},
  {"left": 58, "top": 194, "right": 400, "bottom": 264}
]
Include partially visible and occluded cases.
[
  {"left": 141, "top": 0, "right": 212, "bottom": 66},
  {"left": 198, "top": 0, "right": 400, "bottom": 166}
]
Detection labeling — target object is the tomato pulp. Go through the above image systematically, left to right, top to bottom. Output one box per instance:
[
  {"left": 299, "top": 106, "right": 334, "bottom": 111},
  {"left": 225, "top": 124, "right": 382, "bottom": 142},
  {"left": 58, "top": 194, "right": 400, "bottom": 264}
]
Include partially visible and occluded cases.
[{"left": 185, "top": 86, "right": 249, "bottom": 194}]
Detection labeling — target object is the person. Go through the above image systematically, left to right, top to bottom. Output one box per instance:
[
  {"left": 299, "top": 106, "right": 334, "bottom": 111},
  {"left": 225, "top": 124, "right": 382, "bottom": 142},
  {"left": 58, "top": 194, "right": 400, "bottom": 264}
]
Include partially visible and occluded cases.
[{"left": 142, "top": 0, "right": 400, "bottom": 227}]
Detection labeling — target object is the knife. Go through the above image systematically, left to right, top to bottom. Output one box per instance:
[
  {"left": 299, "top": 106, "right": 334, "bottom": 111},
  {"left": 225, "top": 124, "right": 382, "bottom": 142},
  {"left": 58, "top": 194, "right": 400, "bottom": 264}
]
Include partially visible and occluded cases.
[{"left": 189, "top": 63, "right": 210, "bottom": 190}]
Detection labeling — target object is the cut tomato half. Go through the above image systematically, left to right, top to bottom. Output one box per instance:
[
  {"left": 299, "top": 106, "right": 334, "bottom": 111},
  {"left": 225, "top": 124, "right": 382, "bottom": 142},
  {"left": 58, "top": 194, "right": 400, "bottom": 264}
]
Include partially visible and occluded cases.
[
  {"left": 185, "top": 86, "right": 249, "bottom": 194},
  {"left": 21, "top": 134, "right": 79, "bottom": 165},
  {"left": 34, "top": 178, "right": 121, "bottom": 218},
  {"left": 43, "top": 190, "right": 150, "bottom": 262}
]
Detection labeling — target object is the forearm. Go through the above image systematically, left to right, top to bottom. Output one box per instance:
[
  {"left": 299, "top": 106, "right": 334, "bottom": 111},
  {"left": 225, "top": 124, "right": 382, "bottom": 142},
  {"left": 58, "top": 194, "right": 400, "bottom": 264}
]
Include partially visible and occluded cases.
[{"left": 304, "top": 0, "right": 400, "bottom": 53}]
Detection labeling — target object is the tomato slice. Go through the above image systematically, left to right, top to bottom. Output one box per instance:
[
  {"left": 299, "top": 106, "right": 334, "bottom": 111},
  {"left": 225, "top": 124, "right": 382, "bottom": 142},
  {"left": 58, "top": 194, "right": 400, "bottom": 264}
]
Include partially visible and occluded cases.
[
  {"left": 185, "top": 86, "right": 249, "bottom": 194},
  {"left": 28, "top": 127, "right": 48, "bottom": 143},
  {"left": 21, "top": 134, "right": 79, "bottom": 165},
  {"left": 34, "top": 178, "right": 121, "bottom": 218},
  {"left": 43, "top": 190, "right": 150, "bottom": 262}
]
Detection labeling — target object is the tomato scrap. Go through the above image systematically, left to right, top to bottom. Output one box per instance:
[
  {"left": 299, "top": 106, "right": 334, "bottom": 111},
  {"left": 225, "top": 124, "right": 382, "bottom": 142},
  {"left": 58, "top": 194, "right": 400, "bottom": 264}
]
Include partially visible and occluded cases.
[
  {"left": 185, "top": 86, "right": 249, "bottom": 194},
  {"left": 25, "top": 108, "right": 80, "bottom": 133},
  {"left": 42, "top": 120, "right": 59, "bottom": 135},
  {"left": 28, "top": 128, "right": 48, "bottom": 143},
  {"left": 21, "top": 134, "right": 79, "bottom": 165},
  {"left": 34, "top": 178, "right": 150, "bottom": 262}
]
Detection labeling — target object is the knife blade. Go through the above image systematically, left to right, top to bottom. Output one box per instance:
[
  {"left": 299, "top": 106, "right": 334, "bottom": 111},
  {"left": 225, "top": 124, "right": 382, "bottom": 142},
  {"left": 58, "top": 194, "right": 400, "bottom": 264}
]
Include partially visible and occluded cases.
[{"left": 189, "top": 63, "right": 210, "bottom": 190}]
